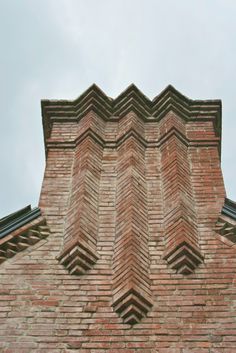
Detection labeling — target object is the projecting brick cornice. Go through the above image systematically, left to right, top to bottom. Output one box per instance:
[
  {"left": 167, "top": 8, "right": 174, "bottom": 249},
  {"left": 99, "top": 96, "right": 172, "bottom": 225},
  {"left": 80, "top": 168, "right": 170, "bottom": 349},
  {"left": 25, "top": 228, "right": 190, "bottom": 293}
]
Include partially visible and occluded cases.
[
  {"left": 41, "top": 84, "right": 222, "bottom": 149},
  {"left": 215, "top": 198, "right": 236, "bottom": 245},
  {"left": 0, "top": 209, "right": 49, "bottom": 264}
]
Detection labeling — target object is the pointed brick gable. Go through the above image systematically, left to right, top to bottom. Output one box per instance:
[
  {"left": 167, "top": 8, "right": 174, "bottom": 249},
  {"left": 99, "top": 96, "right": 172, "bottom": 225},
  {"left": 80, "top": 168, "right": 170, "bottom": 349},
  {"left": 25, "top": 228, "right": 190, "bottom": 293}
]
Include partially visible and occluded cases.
[
  {"left": 2, "top": 85, "right": 236, "bottom": 352},
  {"left": 40, "top": 85, "right": 224, "bottom": 325}
]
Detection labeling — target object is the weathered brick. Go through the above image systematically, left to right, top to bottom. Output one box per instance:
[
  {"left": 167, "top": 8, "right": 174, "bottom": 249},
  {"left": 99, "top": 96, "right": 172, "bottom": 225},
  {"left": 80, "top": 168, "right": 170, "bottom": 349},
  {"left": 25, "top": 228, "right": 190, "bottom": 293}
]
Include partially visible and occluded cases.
[{"left": 1, "top": 85, "right": 235, "bottom": 352}]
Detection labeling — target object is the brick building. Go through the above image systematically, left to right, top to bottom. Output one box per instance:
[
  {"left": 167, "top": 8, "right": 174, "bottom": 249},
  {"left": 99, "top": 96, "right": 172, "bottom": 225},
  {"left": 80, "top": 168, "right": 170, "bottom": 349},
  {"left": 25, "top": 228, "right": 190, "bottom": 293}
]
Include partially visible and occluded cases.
[{"left": 0, "top": 85, "right": 236, "bottom": 352}]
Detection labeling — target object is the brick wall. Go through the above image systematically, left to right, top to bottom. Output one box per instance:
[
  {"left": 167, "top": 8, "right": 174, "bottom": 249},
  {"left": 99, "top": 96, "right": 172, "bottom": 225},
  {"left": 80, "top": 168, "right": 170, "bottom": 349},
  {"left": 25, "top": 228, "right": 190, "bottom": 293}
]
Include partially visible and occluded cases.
[{"left": 1, "top": 86, "right": 236, "bottom": 353}]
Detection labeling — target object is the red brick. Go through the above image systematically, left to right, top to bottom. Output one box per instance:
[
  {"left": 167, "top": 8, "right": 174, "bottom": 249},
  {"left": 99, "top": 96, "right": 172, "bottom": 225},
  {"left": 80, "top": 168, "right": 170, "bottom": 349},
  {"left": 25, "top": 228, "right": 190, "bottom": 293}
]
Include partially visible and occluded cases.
[{"left": 1, "top": 85, "right": 235, "bottom": 352}]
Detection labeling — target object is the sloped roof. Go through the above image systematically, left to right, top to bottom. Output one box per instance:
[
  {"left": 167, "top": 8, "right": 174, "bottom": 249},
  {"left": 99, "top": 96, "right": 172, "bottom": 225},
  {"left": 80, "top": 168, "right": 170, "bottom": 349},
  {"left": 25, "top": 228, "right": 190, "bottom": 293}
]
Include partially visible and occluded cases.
[
  {"left": 222, "top": 198, "right": 236, "bottom": 220},
  {"left": 0, "top": 205, "right": 41, "bottom": 239},
  {"left": 0, "top": 205, "right": 49, "bottom": 264}
]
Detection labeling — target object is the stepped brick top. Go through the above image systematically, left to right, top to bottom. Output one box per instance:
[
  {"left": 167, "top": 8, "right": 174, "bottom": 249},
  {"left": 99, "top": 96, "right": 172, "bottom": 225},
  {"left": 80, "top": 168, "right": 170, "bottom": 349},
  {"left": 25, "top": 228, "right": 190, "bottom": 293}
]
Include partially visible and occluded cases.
[
  {"left": 41, "top": 84, "right": 222, "bottom": 154},
  {"left": 1, "top": 85, "right": 236, "bottom": 352}
]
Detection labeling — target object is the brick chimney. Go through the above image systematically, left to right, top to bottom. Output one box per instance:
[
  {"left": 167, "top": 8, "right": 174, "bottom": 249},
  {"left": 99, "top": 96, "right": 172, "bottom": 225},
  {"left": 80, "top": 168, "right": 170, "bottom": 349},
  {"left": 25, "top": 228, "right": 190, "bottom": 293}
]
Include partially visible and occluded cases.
[
  {"left": 2, "top": 84, "right": 236, "bottom": 351},
  {"left": 40, "top": 84, "right": 225, "bottom": 324}
]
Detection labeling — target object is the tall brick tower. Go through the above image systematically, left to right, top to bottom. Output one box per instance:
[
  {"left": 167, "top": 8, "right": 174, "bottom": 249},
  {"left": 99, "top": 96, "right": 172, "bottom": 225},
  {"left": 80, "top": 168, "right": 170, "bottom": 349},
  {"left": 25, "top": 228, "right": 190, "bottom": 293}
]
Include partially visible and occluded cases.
[{"left": 1, "top": 85, "right": 236, "bottom": 352}]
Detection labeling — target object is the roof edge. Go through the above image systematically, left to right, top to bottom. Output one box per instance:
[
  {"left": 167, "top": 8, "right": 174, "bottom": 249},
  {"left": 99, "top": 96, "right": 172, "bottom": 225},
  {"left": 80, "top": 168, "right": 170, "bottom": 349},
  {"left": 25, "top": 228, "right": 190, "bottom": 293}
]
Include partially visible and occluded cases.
[{"left": 41, "top": 84, "right": 222, "bottom": 157}]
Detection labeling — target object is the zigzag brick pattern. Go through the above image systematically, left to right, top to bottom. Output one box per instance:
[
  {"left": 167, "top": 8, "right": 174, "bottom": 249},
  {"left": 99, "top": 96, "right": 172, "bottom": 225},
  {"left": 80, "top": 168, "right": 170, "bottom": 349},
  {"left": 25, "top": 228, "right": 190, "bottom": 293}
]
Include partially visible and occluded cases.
[
  {"left": 42, "top": 84, "right": 221, "bottom": 136},
  {"left": 4, "top": 86, "right": 236, "bottom": 351},
  {"left": 160, "top": 115, "right": 203, "bottom": 274},
  {"left": 112, "top": 130, "right": 153, "bottom": 325},
  {"left": 58, "top": 135, "right": 103, "bottom": 275}
]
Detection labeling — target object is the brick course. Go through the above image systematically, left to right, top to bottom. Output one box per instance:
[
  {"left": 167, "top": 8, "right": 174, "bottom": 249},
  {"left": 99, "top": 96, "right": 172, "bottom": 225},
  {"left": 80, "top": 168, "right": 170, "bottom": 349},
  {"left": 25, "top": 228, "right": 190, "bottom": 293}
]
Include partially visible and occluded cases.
[{"left": 0, "top": 85, "right": 235, "bottom": 352}]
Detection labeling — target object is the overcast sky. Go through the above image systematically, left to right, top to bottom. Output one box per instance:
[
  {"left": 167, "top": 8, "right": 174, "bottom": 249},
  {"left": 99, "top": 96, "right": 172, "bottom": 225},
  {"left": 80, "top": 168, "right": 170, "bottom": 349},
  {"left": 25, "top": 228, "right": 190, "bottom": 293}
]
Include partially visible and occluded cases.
[{"left": 0, "top": 0, "right": 236, "bottom": 217}]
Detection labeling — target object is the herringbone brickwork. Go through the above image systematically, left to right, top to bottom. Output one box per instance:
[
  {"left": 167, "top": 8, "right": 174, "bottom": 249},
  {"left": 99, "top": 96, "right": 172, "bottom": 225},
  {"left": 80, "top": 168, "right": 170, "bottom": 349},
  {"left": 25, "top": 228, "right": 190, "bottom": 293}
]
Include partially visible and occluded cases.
[
  {"left": 1, "top": 85, "right": 235, "bottom": 353},
  {"left": 159, "top": 115, "right": 203, "bottom": 274},
  {"left": 112, "top": 133, "right": 152, "bottom": 324}
]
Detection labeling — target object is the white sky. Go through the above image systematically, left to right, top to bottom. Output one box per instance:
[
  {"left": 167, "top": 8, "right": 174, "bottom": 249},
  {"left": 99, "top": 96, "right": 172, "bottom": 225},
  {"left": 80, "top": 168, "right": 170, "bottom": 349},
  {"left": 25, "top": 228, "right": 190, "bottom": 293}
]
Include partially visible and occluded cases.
[{"left": 0, "top": 0, "right": 236, "bottom": 217}]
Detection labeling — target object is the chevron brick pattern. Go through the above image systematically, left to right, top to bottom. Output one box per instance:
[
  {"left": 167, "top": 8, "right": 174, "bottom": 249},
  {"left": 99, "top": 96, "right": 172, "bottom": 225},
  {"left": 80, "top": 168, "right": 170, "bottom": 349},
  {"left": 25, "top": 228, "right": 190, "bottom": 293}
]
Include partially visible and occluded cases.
[
  {"left": 42, "top": 84, "right": 221, "bottom": 149},
  {"left": 3, "top": 86, "right": 235, "bottom": 351},
  {"left": 42, "top": 86, "right": 221, "bottom": 315},
  {"left": 160, "top": 119, "right": 203, "bottom": 275},
  {"left": 112, "top": 135, "right": 153, "bottom": 324},
  {"left": 58, "top": 136, "right": 102, "bottom": 275}
]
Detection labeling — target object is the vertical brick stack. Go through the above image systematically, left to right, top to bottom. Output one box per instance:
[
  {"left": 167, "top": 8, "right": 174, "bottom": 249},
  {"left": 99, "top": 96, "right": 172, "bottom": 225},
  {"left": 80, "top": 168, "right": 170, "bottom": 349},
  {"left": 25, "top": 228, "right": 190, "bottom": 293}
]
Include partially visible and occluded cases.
[
  {"left": 1, "top": 84, "right": 236, "bottom": 352},
  {"left": 160, "top": 116, "right": 203, "bottom": 274},
  {"left": 112, "top": 130, "right": 153, "bottom": 324},
  {"left": 58, "top": 136, "right": 103, "bottom": 275}
]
